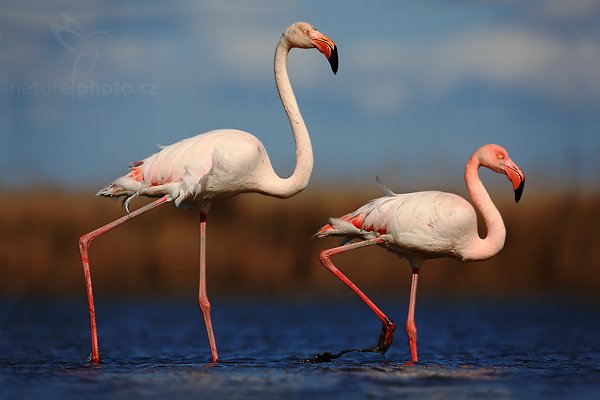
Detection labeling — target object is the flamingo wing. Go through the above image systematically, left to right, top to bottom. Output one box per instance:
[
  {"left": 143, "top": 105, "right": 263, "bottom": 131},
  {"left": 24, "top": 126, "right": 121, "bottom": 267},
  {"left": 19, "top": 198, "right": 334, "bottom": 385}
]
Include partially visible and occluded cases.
[
  {"left": 97, "top": 129, "right": 267, "bottom": 205},
  {"left": 315, "top": 190, "right": 477, "bottom": 258},
  {"left": 381, "top": 191, "right": 477, "bottom": 257},
  {"left": 314, "top": 195, "right": 397, "bottom": 239}
]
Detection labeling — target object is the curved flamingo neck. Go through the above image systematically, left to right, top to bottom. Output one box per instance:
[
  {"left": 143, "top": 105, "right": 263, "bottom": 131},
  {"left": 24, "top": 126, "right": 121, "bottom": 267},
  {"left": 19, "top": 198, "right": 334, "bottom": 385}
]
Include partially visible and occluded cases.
[
  {"left": 259, "top": 37, "right": 314, "bottom": 198},
  {"left": 462, "top": 152, "right": 506, "bottom": 261}
]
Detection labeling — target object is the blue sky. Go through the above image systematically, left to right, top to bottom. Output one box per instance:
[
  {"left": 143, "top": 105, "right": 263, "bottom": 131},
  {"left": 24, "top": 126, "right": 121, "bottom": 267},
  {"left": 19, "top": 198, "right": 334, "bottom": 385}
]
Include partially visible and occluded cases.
[{"left": 1, "top": 1, "right": 599, "bottom": 195}]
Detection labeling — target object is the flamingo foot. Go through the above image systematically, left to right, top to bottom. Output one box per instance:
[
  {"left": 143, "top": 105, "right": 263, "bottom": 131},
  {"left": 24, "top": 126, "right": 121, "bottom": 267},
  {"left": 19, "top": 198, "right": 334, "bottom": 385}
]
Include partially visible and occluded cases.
[
  {"left": 363, "top": 317, "right": 396, "bottom": 354},
  {"left": 86, "top": 353, "right": 100, "bottom": 364}
]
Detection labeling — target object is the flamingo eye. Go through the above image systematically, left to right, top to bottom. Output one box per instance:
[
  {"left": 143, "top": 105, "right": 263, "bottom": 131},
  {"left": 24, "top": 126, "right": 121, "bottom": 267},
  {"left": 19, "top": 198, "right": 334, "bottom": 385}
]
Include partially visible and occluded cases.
[{"left": 498, "top": 153, "right": 505, "bottom": 160}]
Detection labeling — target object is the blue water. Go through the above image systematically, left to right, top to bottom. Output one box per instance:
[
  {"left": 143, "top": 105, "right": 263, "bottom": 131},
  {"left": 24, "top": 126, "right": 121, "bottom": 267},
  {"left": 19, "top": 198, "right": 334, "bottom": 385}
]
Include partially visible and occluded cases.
[{"left": 1, "top": 298, "right": 599, "bottom": 399}]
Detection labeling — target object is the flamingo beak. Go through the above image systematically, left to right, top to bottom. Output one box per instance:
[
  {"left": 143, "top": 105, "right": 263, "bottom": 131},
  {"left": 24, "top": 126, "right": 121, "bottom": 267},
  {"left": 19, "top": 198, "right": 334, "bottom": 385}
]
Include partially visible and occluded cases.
[
  {"left": 310, "top": 31, "right": 338, "bottom": 74},
  {"left": 503, "top": 160, "right": 525, "bottom": 203}
]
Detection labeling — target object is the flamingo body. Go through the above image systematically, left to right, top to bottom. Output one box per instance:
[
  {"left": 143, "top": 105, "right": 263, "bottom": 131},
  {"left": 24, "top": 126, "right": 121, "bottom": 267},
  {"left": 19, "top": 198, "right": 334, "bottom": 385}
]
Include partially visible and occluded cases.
[
  {"left": 100, "top": 129, "right": 278, "bottom": 206},
  {"left": 317, "top": 190, "right": 478, "bottom": 262}
]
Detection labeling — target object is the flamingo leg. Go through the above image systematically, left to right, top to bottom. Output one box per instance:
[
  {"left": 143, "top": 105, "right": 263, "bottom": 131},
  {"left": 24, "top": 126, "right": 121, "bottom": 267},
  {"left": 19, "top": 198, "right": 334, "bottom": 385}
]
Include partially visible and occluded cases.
[
  {"left": 78, "top": 195, "right": 171, "bottom": 364},
  {"left": 197, "top": 212, "right": 218, "bottom": 362},
  {"left": 318, "top": 238, "right": 396, "bottom": 354},
  {"left": 406, "top": 268, "right": 419, "bottom": 363}
]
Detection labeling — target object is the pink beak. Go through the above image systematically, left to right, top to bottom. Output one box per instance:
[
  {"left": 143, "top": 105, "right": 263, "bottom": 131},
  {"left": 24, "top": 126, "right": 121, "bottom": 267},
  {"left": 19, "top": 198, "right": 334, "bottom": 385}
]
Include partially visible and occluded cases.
[
  {"left": 310, "top": 31, "right": 338, "bottom": 74},
  {"left": 503, "top": 159, "right": 525, "bottom": 203}
]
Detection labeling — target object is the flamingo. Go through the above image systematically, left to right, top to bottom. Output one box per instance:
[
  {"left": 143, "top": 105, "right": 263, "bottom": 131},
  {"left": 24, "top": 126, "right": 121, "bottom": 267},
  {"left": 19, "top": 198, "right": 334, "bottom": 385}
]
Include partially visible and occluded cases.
[
  {"left": 78, "top": 21, "right": 338, "bottom": 364},
  {"left": 312, "top": 144, "right": 525, "bottom": 363}
]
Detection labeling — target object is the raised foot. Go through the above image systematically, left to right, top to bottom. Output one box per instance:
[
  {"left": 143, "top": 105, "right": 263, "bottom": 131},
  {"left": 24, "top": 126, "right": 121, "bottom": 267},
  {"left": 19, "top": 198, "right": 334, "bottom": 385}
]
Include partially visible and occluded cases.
[
  {"left": 351, "top": 317, "right": 397, "bottom": 354},
  {"left": 369, "top": 317, "right": 396, "bottom": 354}
]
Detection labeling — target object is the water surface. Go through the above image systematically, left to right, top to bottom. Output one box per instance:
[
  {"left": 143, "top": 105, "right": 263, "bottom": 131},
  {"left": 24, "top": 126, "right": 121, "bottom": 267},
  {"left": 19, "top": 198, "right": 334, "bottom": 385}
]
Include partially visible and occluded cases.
[{"left": 1, "top": 298, "right": 599, "bottom": 399}]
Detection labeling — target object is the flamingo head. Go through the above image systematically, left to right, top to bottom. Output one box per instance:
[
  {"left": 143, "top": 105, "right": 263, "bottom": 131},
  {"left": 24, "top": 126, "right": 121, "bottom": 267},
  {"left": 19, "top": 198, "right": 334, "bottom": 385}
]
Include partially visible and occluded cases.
[
  {"left": 284, "top": 21, "right": 338, "bottom": 74},
  {"left": 479, "top": 144, "right": 526, "bottom": 203}
]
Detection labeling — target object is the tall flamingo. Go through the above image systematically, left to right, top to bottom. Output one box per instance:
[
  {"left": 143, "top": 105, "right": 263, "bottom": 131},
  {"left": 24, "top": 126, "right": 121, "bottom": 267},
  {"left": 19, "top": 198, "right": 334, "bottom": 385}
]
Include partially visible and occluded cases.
[
  {"left": 78, "top": 21, "right": 338, "bottom": 364},
  {"left": 312, "top": 144, "right": 525, "bottom": 363}
]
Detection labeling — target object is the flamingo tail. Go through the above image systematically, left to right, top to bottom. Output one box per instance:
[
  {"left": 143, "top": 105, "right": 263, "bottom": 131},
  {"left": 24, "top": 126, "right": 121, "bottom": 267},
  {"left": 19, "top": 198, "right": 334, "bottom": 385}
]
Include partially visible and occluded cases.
[
  {"left": 376, "top": 176, "right": 397, "bottom": 197},
  {"left": 313, "top": 215, "right": 364, "bottom": 238}
]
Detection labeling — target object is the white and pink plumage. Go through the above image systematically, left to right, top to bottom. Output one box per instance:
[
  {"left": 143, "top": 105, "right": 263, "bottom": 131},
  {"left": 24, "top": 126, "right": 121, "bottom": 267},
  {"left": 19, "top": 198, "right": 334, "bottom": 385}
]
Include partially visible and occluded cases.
[
  {"left": 79, "top": 21, "right": 338, "bottom": 364},
  {"left": 313, "top": 144, "right": 525, "bottom": 363}
]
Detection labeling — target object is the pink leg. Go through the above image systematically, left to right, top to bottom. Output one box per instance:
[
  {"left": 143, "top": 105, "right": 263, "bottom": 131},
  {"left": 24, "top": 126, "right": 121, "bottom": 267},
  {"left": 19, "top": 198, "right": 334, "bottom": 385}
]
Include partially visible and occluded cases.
[
  {"left": 78, "top": 195, "right": 171, "bottom": 364},
  {"left": 197, "top": 212, "right": 218, "bottom": 362},
  {"left": 319, "top": 238, "right": 396, "bottom": 354},
  {"left": 406, "top": 268, "right": 419, "bottom": 363}
]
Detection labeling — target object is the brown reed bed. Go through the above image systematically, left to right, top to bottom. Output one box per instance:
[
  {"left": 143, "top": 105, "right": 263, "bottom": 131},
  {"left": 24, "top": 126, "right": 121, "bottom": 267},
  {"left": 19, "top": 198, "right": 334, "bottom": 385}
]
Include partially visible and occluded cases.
[{"left": 0, "top": 186, "right": 598, "bottom": 300}]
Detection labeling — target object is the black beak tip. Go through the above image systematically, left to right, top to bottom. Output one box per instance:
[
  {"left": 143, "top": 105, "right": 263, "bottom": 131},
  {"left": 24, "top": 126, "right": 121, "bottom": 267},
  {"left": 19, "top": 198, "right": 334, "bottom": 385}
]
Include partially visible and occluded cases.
[
  {"left": 329, "top": 45, "right": 338, "bottom": 74},
  {"left": 514, "top": 180, "right": 525, "bottom": 203}
]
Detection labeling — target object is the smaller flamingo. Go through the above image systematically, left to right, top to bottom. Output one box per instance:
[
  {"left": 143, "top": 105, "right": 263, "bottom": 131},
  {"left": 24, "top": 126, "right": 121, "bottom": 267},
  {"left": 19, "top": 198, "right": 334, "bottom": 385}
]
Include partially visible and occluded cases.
[{"left": 312, "top": 144, "right": 525, "bottom": 363}]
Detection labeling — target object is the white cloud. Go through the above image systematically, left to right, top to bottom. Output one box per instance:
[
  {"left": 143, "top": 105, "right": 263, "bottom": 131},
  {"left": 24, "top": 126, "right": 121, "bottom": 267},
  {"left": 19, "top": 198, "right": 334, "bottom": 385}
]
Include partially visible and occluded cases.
[
  {"left": 536, "top": 0, "right": 600, "bottom": 20},
  {"left": 182, "top": 4, "right": 333, "bottom": 88},
  {"left": 347, "top": 24, "right": 600, "bottom": 114},
  {"left": 203, "top": 25, "right": 276, "bottom": 83},
  {"left": 429, "top": 27, "right": 565, "bottom": 91},
  {"left": 355, "top": 81, "right": 408, "bottom": 115}
]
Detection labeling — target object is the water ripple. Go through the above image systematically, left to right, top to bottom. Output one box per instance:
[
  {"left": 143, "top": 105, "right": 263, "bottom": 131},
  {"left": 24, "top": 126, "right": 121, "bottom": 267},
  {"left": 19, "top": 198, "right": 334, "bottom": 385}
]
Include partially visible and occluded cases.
[{"left": 1, "top": 299, "right": 599, "bottom": 399}]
